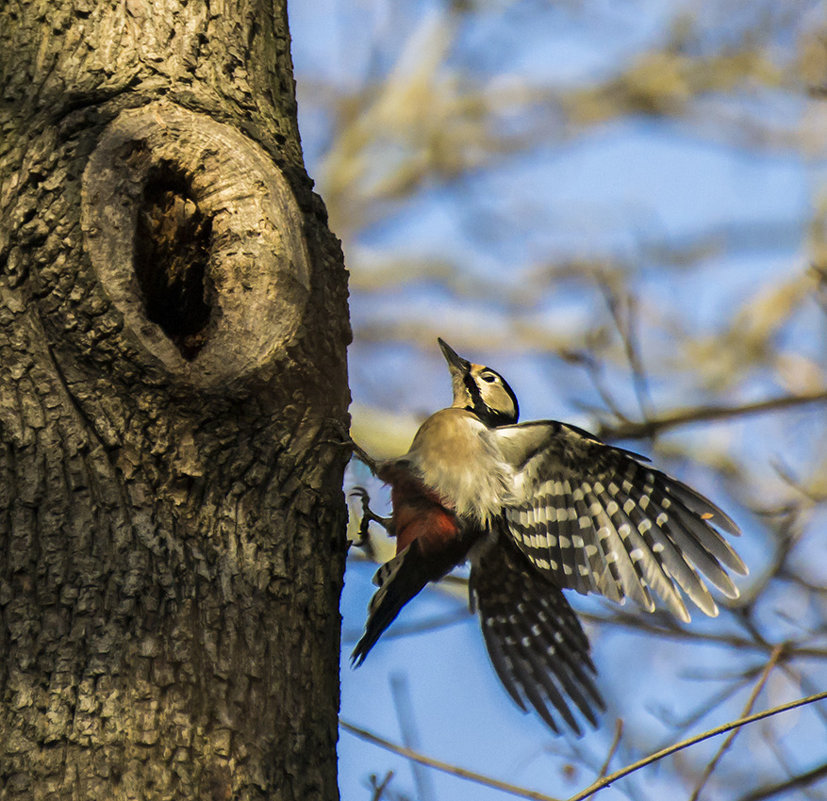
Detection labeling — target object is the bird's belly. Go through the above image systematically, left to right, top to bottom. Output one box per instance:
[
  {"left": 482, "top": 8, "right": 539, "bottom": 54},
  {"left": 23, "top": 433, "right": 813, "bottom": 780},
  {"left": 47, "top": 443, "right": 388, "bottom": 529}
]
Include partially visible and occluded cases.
[{"left": 393, "top": 498, "right": 461, "bottom": 556}]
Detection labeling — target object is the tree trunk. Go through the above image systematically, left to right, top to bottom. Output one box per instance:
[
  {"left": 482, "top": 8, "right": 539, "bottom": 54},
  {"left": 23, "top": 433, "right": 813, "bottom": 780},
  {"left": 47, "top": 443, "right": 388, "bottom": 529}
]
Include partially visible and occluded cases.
[{"left": 0, "top": 2, "right": 350, "bottom": 800}]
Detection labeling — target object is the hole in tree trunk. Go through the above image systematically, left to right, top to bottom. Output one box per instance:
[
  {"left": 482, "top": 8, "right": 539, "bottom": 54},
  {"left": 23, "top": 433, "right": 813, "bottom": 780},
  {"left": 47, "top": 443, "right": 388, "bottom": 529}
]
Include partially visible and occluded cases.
[{"left": 134, "top": 165, "right": 213, "bottom": 361}]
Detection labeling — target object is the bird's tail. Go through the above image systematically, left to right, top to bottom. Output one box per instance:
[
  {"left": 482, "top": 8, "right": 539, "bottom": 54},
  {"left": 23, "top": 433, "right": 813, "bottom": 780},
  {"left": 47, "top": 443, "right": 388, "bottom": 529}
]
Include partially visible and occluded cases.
[
  {"left": 470, "top": 537, "right": 605, "bottom": 735},
  {"left": 351, "top": 543, "right": 433, "bottom": 666}
]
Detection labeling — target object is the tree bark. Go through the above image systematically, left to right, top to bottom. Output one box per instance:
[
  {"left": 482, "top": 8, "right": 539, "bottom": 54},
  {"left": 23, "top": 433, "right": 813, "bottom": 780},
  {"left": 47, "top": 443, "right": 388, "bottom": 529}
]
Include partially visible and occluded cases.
[{"left": 0, "top": 2, "right": 350, "bottom": 800}]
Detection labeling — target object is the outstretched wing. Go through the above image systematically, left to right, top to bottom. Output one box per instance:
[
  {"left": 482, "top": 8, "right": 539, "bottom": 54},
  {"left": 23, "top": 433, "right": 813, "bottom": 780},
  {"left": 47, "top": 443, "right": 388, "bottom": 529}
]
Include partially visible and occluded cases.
[
  {"left": 495, "top": 421, "right": 747, "bottom": 621},
  {"left": 470, "top": 534, "right": 604, "bottom": 735}
]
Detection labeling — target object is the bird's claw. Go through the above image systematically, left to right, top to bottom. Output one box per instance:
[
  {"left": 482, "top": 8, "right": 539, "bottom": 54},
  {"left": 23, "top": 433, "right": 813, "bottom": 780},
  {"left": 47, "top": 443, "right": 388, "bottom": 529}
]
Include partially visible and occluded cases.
[
  {"left": 349, "top": 486, "right": 393, "bottom": 559},
  {"left": 351, "top": 486, "right": 393, "bottom": 533}
]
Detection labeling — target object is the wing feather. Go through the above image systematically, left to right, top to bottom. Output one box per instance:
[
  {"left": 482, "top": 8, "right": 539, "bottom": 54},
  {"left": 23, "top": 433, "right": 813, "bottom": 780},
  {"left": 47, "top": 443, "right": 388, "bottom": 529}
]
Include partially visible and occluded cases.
[
  {"left": 495, "top": 421, "right": 746, "bottom": 618},
  {"left": 569, "top": 490, "right": 602, "bottom": 595},
  {"left": 621, "top": 500, "right": 707, "bottom": 619},
  {"left": 470, "top": 536, "right": 604, "bottom": 735}
]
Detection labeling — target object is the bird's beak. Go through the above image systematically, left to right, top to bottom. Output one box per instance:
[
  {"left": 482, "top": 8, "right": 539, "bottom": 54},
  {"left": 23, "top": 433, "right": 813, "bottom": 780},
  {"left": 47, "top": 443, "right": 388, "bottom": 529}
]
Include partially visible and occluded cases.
[{"left": 438, "top": 338, "right": 471, "bottom": 376}]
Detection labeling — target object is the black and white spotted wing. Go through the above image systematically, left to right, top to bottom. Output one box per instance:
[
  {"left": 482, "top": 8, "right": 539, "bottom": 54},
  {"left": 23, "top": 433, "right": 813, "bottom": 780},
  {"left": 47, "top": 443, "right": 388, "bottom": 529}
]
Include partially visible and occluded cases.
[
  {"left": 495, "top": 422, "right": 747, "bottom": 621},
  {"left": 470, "top": 534, "right": 604, "bottom": 735}
]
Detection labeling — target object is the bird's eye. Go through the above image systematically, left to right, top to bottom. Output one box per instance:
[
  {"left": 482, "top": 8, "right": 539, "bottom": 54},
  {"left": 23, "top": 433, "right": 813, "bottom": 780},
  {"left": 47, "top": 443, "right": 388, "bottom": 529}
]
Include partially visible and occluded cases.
[{"left": 480, "top": 373, "right": 498, "bottom": 383}]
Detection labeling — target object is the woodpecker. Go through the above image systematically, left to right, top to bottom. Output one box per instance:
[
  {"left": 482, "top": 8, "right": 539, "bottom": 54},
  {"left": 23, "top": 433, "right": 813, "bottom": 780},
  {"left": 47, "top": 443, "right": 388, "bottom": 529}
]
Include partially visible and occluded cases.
[{"left": 353, "top": 339, "right": 747, "bottom": 734}]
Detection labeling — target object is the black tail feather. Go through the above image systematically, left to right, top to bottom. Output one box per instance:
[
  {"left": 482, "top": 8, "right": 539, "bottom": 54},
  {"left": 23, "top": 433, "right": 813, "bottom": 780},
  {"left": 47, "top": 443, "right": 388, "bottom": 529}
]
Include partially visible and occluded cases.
[{"left": 351, "top": 543, "right": 433, "bottom": 666}]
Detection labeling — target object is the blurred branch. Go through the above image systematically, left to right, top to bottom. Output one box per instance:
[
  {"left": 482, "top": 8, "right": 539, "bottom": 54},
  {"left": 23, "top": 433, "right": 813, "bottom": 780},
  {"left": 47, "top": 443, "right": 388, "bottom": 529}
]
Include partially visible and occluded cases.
[
  {"left": 311, "top": 13, "right": 824, "bottom": 239},
  {"left": 348, "top": 220, "right": 807, "bottom": 298},
  {"left": 598, "top": 279, "right": 653, "bottom": 425},
  {"left": 597, "top": 390, "right": 827, "bottom": 441},
  {"left": 735, "top": 507, "right": 806, "bottom": 610},
  {"left": 345, "top": 553, "right": 827, "bottom": 659},
  {"left": 342, "top": 607, "right": 470, "bottom": 645},
  {"left": 569, "top": 607, "right": 826, "bottom": 659},
  {"left": 688, "top": 644, "right": 784, "bottom": 801},
  {"left": 778, "top": 663, "right": 827, "bottom": 731},
  {"left": 390, "top": 674, "right": 437, "bottom": 801},
  {"left": 658, "top": 677, "right": 754, "bottom": 736},
  {"left": 566, "top": 690, "right": 827, "bottom": 801},
  {"left": 342, "top": 692, "right": 827, "bottom": 801},
  {"left": 340, "top": 719, "right": 565, "bottom": 801},
  {"left": 598, "top": 719, "right": 624, "bottom": 779},
  {"left": 735, "top": 762, "right": 827, "bottom": 801}
]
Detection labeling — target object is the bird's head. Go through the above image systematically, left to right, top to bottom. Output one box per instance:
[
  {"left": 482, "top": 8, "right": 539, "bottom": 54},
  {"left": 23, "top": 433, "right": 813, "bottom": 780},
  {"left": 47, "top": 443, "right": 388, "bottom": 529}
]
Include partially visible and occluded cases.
[{"left": 438, "top": 338, "right": 519, "bottom": 426}]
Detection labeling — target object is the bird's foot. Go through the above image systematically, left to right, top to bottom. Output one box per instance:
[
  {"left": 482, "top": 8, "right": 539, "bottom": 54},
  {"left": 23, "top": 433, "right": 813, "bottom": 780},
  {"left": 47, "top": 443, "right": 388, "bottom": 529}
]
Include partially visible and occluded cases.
[
  {"left": 349, "top": 486, "right": 393, "bottom": 559},
  {"left": 351, "top": 486, "right": 393, "bottom": 534}
]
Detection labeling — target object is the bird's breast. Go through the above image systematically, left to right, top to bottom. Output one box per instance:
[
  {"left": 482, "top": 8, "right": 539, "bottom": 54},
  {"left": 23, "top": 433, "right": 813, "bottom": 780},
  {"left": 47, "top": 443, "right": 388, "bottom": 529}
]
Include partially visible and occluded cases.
[{"left": 403, "top": 409, "right": 511, "bottom": 524}]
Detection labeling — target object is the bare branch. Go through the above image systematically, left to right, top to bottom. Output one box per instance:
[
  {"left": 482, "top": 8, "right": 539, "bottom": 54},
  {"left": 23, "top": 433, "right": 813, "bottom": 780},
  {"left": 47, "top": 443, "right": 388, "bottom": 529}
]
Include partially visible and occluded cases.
[
  {"left": 598, "top": 279, "right": 653, "bottom": 425},
  {"left": 596, "top": 390, "right": 827, "bottom": 441},
  {"left": 575, "top": 609, "right": 827, "bottom": 660},
  {"left": 688, "top": 644, "right": 784, "bottom": 801},
  {"left": 390, "top": 674, "right": 438, "bottom": 801},
  {"left": 342, "top": 691, "right": 827, "bottom": 801},
  {"left": 566, "top": 691, "right": 827, "bottom": 801},
  {"left": 340, "top": 719, "right": 565, "bottom": 801},
  {"left": 597, "top": 719, "right": 624, "bottom": 779},
  {"left": 735, "top": 761, "right": 827, "bottom": 801},
  {"left": 369, "top": 771, "right": 395, "bottom": 801}
]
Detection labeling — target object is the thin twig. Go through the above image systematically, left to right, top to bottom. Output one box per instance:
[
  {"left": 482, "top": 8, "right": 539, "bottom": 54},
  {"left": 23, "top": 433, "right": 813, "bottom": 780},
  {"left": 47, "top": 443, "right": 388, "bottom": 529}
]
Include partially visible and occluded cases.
[
  {"left": 600, "top": 279, "right": 653, "bottom": 425},
  {"left": 580, "top": 356, "right": 631, "bottom": 423},
  {"left": 687, "top": 644, "right": 785, "bottom": 801},
  {"left": 566, "top": 691, "right": 827, "bottom": 801},
  {"left": 598, "top": 719, "right": 624, "bottom": 779},
  {"left": 370, "top": 770, "right": 395, "bottom": 801}
]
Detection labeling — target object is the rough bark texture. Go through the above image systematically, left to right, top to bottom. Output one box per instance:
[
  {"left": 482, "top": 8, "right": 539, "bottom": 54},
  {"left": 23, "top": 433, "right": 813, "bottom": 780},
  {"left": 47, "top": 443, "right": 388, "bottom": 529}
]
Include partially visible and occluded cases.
[{"left": 0, "top": 2, "right": 350, "bottom": 800}]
